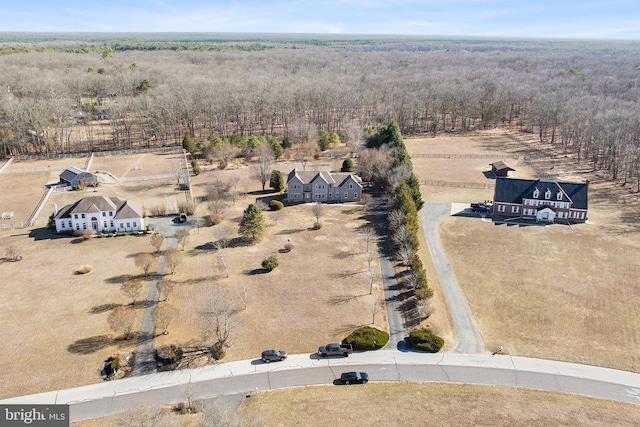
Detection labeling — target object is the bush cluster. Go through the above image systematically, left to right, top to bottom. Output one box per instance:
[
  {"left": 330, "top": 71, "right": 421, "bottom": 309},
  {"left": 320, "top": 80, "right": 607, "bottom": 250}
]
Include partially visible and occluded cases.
[
  {"left": 269, "top": 200, "right": 284, "bottom": 211},
  {"left": 261, "top": 255, "right": 280, "bottom": 271},
  {"left": 344, "top": 326, "right": 390, "bottom": 350},
  {"left": 409, "top": 329, "right": 444, "bottom": 353}
]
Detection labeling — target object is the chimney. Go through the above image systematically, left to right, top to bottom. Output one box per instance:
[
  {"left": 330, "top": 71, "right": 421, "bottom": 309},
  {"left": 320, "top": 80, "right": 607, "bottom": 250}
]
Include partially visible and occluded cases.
[{"left": 53, "top": 203, "right": 58, "bottom": 216}]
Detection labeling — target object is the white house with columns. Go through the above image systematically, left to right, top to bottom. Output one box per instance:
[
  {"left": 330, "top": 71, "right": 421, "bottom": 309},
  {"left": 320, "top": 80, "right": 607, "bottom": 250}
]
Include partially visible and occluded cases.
[{"left": 53, "top": 195, "right": 144, "bottom": 234}]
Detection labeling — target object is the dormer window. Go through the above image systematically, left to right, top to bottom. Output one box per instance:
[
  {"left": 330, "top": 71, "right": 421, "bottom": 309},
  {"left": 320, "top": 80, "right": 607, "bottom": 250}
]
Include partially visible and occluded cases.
[
  {"left": 533, "top": 188, "right": 540, "bottom": 198},
  {"left": 545, "top": 189, "right": 551, "bottom": 199},
  {"left": 557, "top": 191, "right": 563, "bottom": 200}
]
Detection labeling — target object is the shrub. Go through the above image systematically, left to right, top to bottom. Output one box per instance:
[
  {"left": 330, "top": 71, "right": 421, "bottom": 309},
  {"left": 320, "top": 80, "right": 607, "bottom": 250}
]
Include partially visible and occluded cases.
[
  {"left": 341, "top": 158, "right": 354, "bottom": 172},
  {"left": 191, "top": 159, "right": 201, "bottom": 176},
  {"left": 177, "top": 200, "right": 196, "bottom": 216},
  {"left": 269, "top": 200, "right": 284, "bottom": 211},
  {"left": 261, "top": 255, "right": 280, "bottom": 271},
  {"left": 77, "top": 264, "right": 93, "bottom": 274},
  {"left": 415, "top": 285, "right": 434, "bottom": 300},
  {"left": 344, "top": 326, "right": 389, "bottom": 350},
  {"left": 409, "top": 329, "right": 444, "bottom": 353},
  {"left": 212, "top": 346, "right": 226, "bottom": 360},
  {"left": 110, "top": 357, "right": 120, "bottom": 372}
]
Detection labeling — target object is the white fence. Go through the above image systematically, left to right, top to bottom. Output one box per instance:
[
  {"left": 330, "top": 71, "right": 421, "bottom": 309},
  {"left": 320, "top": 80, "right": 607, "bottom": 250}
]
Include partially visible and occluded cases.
[
  {"left": 13, "top": 145, "right": 180, "bottom": 161},
  {"left": 0, "top": 157, "right": 14, "bottom": 173},
  {"left": 3, "top": 166, "right": 69, "bottom": 173},
  {"left": 118, "top": 173, "right": 175, "bottom": 182},
  {"left": 0, "top": 218, "right": 47, "bottom": 230}
]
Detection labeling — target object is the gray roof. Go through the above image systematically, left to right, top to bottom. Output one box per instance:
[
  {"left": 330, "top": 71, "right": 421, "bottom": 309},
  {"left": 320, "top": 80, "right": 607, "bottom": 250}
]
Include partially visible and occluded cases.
[
  {"left": 59, "top": 166, "right": 91, "bottom": 182},
  {"left": 287, "top": 169, "right": 362, "bottom": 188},
  {"left": 493, "top": 178, "right": 588, "bottom": 209},
  {"left": 54, "top": 196, "right": 143, "bottom": 220}
]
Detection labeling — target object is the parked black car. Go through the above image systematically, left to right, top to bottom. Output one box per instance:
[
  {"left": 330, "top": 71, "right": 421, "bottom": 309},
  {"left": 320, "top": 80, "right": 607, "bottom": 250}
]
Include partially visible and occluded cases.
[
  {"left": 261, "top": 350, "right": 287, "bottom": 363},
  {"left": 340, "top": 371, "right": 369, "bottom": 384}
]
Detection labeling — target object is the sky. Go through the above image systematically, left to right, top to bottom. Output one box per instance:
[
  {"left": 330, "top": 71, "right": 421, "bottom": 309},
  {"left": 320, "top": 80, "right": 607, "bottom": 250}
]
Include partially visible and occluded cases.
[{"left": 1, "top": 0, "right": 639, "bottom": 39}]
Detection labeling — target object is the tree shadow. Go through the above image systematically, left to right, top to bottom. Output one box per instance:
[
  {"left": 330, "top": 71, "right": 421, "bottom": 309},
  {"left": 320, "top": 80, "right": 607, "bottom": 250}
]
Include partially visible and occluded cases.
[
  {"left": 276, "top": 228, "right": 305, "bottom": 235},
  {"left": 195, "top": 242, "right": 216, "bottom": 251},
  {"left": 246, "top": 268, "right": 270, "bottom": 275},
  {"left": 104, "top": 274, "right": 133, "bottom": 284},
  {"left": 326, "top": 295, "right": 357, "bottom": 305},
  {"left": 89, "top": 303, "right": 121, "bottom": 314},
  {"left": 331, "top": 323, "right": 359, "bottom": 336},
  {"left": 67, "top": 335, "right": 113, "bottom": 354}
]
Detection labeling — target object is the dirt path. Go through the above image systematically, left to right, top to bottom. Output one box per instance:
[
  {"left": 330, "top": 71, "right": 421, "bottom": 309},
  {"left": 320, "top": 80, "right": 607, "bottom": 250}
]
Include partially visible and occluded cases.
[{"left": 422, "top": 202, "right": 484, "bottom": 353}]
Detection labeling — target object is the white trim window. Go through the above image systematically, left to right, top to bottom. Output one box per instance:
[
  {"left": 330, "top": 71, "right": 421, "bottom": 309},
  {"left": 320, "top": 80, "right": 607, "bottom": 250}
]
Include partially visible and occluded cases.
[
  {"left": 533, "top": 188, "right": 540, "bottom": 198},
  {"left": 545, "top": 189, "right": 551, "bottom": 199},
  {"left": 497, "top": 205, "right": 506, "bottom": 213},
  {"left": 511, "top": 206, "right": 520, "bottom": 213}
]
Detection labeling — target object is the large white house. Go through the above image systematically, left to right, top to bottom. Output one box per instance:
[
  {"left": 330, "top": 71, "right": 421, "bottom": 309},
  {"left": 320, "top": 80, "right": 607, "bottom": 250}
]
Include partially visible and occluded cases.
[{"left": 53, "top": 196, "right": 144, "bottom": 234}]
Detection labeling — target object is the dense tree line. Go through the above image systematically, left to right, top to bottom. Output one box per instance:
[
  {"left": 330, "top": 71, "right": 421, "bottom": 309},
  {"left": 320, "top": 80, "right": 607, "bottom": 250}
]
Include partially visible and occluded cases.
[{"left": 1, "top": 36, "right": 640, "bottom": 188}]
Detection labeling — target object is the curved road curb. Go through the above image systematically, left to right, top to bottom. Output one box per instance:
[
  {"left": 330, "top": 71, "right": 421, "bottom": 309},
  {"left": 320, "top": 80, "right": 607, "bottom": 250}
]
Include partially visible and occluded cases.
[{"left": 3, "top": 352, "right": 639, "bottom": 421}]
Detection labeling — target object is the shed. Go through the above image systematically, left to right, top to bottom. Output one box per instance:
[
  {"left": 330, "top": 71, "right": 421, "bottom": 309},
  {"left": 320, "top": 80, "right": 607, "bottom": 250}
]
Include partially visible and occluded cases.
[
  {"left": 490, "top": 161, "right": 515, "bottom": 177},
  {"left": 59, "top": 167, "right": 97, "bottom": 188}
]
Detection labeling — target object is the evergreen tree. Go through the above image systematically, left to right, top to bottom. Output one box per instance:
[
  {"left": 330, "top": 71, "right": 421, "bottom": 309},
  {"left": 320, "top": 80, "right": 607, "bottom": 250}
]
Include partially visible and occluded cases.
[
  {"left": 317, "top": 129, "right": 331, "bottom": 151},
  {"left": 182, "top": 131, "right": 196, "bottom": 154},
  {"left": 267, "top": 135, "right": 284, "bottom": 159},
  {"left": 281, "top": 135, "right": 292, "bottom": 149},
  {"left": 341, "top": 158, "right": 354, "bottom": 172},
  {"left": 270, "top": 170, "right": 285, "bottom": 192},
  {"left": 406, "top": 173, "right": 424, "bottom": 211},
  {"left": 238, "top": 203, "right": 267, "bottom": 242}
]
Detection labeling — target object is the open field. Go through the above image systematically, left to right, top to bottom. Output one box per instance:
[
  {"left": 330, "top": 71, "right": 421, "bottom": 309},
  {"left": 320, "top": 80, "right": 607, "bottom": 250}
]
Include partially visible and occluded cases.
[
  {"left": 407, "top": 131, "right": 640, "bottom": 372},
  {"left": 0, "top": 151, "right": 386, "bottom": 399},
  {"left": 91, "top": 151, "right": 179, "bottom": 178},
  {"left": 0, "top": 171, "right": 51, "bottom": 223},
  {"left": 0, "top": 232, "right": 155, "bottom": 399},
  {"left": 73, "top": 383, "right": 640, "bottom": 427}
]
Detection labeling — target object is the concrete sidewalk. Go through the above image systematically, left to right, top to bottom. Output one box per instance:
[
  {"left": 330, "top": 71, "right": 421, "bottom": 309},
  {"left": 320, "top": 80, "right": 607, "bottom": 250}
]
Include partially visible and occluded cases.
[{"left": 3, "top": 351, "right": 640, "bottom": 421}]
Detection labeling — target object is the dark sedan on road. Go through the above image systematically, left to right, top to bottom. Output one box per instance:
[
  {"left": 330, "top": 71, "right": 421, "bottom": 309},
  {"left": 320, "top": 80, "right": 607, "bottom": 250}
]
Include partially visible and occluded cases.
[
  {"left": 261, "top": 350, "right": 287, "bottom": 363},
  {"left": 340, "top": 371, "right": 369, "bottom": 384}
]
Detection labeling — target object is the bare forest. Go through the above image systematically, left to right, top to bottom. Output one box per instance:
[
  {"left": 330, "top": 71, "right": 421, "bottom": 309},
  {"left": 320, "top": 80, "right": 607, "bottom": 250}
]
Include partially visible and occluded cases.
[{"left": 1, "top": 35, "right": 640, "bottom": 188}]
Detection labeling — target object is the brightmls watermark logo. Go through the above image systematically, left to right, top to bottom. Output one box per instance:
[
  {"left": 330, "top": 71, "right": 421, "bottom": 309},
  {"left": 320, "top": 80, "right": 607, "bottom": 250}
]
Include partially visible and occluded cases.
[{"left": 1, "top": 405, "right": 68, "bottom": 426}]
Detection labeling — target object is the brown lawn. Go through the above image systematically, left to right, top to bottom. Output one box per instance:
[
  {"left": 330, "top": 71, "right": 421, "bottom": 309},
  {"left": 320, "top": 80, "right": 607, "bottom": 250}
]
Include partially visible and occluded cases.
[
  {"left": 407, "top": 131, "right": 640, "bottom": 372},
  {"left": 90, "top": 151, "right": 179, "bottom": 178},
  {"left": 0, "top": 152, "right": 386, "bottom": 399},
  {"left": 0, "top": 171, "right": 51, "bottom": 223}
]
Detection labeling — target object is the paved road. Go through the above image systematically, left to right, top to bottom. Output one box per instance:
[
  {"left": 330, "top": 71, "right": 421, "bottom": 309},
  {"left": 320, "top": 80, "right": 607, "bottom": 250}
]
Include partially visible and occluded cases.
[
  {"left": 369, "top": 195, "right": 409, "bottom": 350},
  {"left": 422, "top": 202, "right": 484, "bottom": 353},
  {"left": 130, "top": 216, "right": 194, "bottom": 375},
  {"left": 4, "top": 352, "right": 639, "bottom": 422}
]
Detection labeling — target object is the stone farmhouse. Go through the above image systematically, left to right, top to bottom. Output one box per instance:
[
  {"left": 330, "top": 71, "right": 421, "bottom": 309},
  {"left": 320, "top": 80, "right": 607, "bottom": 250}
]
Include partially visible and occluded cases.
[
  {"left": 59, "top": 167, "right": 97, "bottom": 188},
  {"left": 285, "top": 169, "right": 363, "bottom": 203},
  {"left": 492, "top": 177, "right": 588, "bottom": 224},
  {"left": 53, "top": 196, "right": 144, "bottom": 234}
]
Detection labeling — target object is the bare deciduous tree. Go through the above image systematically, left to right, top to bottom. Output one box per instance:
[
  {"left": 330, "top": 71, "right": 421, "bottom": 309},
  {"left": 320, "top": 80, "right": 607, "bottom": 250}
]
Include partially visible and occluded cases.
[
  {"left": 252, "top": 143, "right": 275, "bottom": 191},
  {"left": 311, "top": 203, "right": 324, "bottom": 229},
  {"left": 360, "top": 225, "right": 376, "bottom": 253},
  {"left": 175, "top": 229, "right": 190, "bottom": 251},
  {"left": 150, "top": 233, "right": 165, "bottom": 253},
  {"left": 5, "top": 245, "right": 22, "bottom": 261},
  {"left": 164, "top": 248, "right": 183, "bottom": 274},
  {"left": 134, "top": 253, "right": 154, "bottom": 276},
  {"left": 366, "top": 269, "right": 379, "bottom": 295},
  {"left": 156, "top": 278, "right": 175, "bottom": 302},
  {"left": 121, "top": 279, "right": 142, "bottom": 305},
  {"left": 238, "top": 282, "right": 249, "bottom": 310},
  {"left": 200, "top": 289, "right": 240, "bottom": 352},
  {"left": 372, "top": 299, "right": 383, "bottom": 325},
  {"left": 152, "top": 304, "right": 178, "bottom": 335},
  {"left": 107, "top": 306, "right": 136, "bottom": 340}
]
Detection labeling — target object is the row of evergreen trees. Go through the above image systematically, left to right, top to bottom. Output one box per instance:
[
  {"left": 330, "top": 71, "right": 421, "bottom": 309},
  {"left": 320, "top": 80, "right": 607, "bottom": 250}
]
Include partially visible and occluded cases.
[{"left": 371, "top": 120, "right": 432, "bottom": 299}]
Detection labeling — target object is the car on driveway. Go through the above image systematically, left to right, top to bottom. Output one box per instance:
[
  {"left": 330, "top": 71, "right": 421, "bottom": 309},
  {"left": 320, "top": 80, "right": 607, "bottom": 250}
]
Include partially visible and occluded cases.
[
  {"left": 471, "top": 202, "right": 492, "bottom": 213},
  {"left": 261, "top": 350, "right": 287, "bottom": 363},
  {"left": 340, "top": 371, "right": 369, "bottom": 384}
]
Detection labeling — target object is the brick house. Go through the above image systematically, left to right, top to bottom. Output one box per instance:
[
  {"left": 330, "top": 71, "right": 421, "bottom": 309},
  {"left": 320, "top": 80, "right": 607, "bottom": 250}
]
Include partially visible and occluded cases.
[
  {"left": 285, "top": 169, "right": 363, "bottom": 203},
  {"left": 492, "top": 177, "right": 588, "bottom": 224}
]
